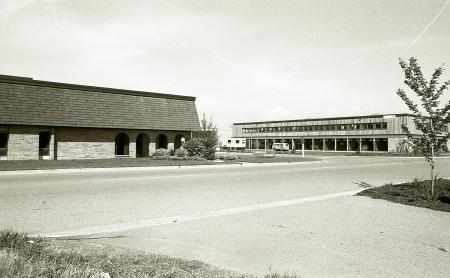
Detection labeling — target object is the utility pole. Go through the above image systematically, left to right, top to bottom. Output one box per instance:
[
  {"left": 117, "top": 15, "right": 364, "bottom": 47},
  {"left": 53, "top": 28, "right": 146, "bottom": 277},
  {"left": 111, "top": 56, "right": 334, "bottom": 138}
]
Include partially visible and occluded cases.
[{"left": 302, "top": 137, "right": 305, "bottom": 157}]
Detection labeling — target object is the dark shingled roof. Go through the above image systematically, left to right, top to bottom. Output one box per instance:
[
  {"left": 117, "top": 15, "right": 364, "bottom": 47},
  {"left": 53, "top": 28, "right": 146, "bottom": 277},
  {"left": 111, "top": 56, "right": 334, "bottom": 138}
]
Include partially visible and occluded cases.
[{"left": 0, "top": 75, "right": 200, "bottom": 131}]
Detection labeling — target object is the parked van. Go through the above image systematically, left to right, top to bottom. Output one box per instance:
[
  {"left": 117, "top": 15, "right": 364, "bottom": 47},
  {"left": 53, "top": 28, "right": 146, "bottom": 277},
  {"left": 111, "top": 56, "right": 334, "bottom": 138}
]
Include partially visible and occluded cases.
[{"left": 272, "top": 142, "right": 289, "bottom": 151}]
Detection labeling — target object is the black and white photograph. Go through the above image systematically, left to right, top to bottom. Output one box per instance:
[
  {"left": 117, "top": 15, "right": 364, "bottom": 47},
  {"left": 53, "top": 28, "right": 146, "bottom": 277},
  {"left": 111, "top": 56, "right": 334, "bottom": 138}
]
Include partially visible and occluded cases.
[{"left": 0, "top": 0, "right": 449, "bottom": 277}]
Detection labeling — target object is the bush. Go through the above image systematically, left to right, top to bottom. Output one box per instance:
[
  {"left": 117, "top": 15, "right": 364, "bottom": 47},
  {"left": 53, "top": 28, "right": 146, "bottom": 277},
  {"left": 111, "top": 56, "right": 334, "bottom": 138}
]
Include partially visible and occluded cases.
[
  {"left": 192, "top": 114, "right": 219, "bottom": 160},
  {"left": 184, "top": 138, "right": 206, "bottom": 158},
  {"left": 174, "top": 147, "right": 188, "bottom": 157},
  {"left": 203, "top": 147, "right": 216, "bottom": 160},
  {"left": 151, "top": 148, "right": 170, "bottom": 158},
  {"left": 215, "top": 153, "right": 240, "bottom": 160}
]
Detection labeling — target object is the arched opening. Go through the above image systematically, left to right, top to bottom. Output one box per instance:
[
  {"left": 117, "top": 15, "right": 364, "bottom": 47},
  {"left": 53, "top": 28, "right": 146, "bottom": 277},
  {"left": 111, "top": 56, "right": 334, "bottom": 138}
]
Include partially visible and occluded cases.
[
  {"left": 39, "top": 131, "right": 50, "bottom": 160},
  {"left": 0, "top": 133, "right": 8, "bottom": 159},
  {"left": 115, "top": 133, "right": 129, "bottom": 156},
  {"left": 136, "top": 133, "right": 150, "bottom": 157},
  {"left": 156, "top": 134, "right": 168, "bottom": 149},
  {"left": 174, "top": 134, "right": 185, "bottom": 150}
]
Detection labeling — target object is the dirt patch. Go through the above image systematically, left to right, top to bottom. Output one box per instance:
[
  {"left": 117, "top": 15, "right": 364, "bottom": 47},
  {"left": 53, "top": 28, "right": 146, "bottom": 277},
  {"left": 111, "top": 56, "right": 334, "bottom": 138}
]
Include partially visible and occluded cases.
[{"left": 357, "top": 179, "right": 450, "bottom": 212}]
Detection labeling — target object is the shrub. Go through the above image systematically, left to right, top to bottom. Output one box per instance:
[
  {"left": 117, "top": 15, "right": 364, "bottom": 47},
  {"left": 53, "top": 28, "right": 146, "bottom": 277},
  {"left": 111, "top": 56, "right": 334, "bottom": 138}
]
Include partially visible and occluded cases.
[
  {"left": 192, "top": 114, "right": 219, "bottom": 160},
  {"left": 184, "top": 138, "right": 206, "bottom": 158},
  {"left": 174, "top": 147, "right": 188, "bottom": 157},
  {"left": 203, "top": 147, "right": 216, "bottom": 160},
  {"left": 151, "top": 148, "right": 170, "bottom": 158},
  {"left": 169, "top": 149, "right": 175, "bottom": 156},
  {"left": 215, "top": 153, "right": 240, "bottom": 160}
]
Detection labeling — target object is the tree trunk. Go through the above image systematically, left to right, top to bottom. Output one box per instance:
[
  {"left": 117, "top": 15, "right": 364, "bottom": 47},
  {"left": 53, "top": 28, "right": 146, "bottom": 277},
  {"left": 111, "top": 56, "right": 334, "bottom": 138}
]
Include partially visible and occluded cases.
[
  {"left": 431, "top": 139, "right": 435, "bottom": 196},
  {"left": 431, "top": 164, "right": 435, "bottom": 196}
]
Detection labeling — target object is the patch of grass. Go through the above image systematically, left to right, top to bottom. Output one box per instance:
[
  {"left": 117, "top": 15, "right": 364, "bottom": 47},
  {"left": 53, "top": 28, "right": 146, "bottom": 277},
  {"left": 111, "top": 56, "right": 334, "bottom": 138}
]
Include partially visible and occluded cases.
[
  {"left": 348, "top": 151, "right": 450, "bottom": 157},
  {"left": 0, "top": 155, "right": 319, "bottom": 171},
  {"left": 235, "top": 156, "right": 319, "bottom": 164},
  {"left": 0, "top": 157, "right": 216, "bottom": 171},
  {"left": 357, "top": 179, "right": 450, "bottom": 212},
  {"left": 0, "top": 230, "right": 300, "bottom": 278},
  {"left": 264, "top": 273, "right": 301, "bottom": 278}
]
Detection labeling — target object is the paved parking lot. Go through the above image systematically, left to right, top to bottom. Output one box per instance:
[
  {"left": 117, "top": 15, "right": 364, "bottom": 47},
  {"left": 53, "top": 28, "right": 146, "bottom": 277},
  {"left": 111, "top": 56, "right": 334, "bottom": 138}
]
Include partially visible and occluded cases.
[{"left": 1, "top": 156, "right": 449, "bottom": 277}]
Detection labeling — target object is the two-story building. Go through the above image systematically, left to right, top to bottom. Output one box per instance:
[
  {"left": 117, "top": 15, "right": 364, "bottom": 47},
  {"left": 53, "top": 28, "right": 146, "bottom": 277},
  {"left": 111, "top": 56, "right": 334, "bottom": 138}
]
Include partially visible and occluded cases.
[{"left": 232, "top": 114, "right": 449, "bottom": 152}]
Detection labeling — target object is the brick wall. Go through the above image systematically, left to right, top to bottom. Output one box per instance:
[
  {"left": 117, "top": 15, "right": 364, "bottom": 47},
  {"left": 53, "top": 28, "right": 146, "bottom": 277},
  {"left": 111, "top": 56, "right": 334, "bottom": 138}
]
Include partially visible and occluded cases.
[
  {"left": 2, "top": 125, "right": 191, "bottom": 160},
  {"left": 7, "top": 126, "right": 55, "bottom": 160},
  {"left": 54, "top": 127, "right": 191, "bottom": 160}
]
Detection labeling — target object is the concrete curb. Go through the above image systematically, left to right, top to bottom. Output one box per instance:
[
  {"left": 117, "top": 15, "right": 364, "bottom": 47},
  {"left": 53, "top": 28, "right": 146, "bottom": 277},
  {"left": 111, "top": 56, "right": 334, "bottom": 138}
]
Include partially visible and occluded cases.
[
  {"left": 0, "top": 160, "right": 323, "bottom": 176},
  {"left": 39, "top": 188, "right": 360, "bottom": 238}
]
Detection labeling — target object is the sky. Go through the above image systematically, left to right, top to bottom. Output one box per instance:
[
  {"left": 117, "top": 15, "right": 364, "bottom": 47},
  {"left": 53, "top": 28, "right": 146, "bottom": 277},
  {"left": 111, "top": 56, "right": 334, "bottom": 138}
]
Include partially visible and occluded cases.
[{"left": 0, "top": 0, "right": 449, "bottom": 141}]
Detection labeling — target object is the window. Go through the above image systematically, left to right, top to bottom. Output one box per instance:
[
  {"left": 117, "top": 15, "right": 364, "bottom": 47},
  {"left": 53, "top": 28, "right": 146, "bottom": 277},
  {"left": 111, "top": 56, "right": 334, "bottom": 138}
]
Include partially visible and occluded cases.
[
  {"left": 39, "top": 131, "right": 50, "bottom": 159},
  {"left": 0, "top": 133, "right": 8, "bottom": 158},
  {"left": 115, "top": 133, "right": 130, "bottom": 156},
  {"left": 137, "top": 134, "right": 150, "bottom": 157},
  {"left": 156, "top": 134, "right": 168, "bottom": 149},
  {"left": 228, "top": 140, "right": 232, "bottom": 143},
  {"left": 235, "top": 140, "right": 240, "bottom": 144}
]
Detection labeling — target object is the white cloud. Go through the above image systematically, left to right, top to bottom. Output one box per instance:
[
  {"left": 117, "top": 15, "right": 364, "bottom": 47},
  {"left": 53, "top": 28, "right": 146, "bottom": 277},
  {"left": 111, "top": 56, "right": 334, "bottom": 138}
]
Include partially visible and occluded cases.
[
  {"left": 0, "top": 0, "right": 62, "bottom": 19},
  {"left": 0, "top": 0, "right": 448, "bottom": 133}
]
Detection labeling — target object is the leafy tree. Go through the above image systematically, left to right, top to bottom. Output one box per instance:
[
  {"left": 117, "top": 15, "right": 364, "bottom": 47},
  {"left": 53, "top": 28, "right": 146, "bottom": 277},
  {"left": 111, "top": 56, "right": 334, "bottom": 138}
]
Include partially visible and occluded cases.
[
  {"left": 396, "top": 57, "right": 450, "bottom": 195},
  {"left": 194, "top": 114, "right": 219, "bottom": 160},
  {"left": 184, "top": 138, "right": 206, "bottom": 158}
]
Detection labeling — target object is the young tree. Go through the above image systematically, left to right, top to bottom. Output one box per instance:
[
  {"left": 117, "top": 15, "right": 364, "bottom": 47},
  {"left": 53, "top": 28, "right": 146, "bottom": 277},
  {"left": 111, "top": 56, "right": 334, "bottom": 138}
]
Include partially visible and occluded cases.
[
  {"left": 396, "top": 57, "right": 450, "bottom": 195},
  {"left": 194, "top": 113, "right": 219, "bottom": 160}
]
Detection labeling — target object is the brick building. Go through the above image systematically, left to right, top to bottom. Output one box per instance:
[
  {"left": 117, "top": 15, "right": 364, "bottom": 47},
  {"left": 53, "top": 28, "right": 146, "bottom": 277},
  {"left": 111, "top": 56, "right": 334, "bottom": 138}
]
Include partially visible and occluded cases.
[{"left": 0, "top": 75, "right": 200, "bottom": 160}]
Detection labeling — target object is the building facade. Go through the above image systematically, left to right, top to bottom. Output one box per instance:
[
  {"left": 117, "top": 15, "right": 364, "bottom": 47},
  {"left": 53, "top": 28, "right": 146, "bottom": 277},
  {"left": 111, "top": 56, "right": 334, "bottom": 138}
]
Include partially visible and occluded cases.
[
  {"left": 0, "top": 74, "right": 200, "bottom": 160},
  {"left": 232, "top": 114, "right": 449, "bottom": 152}
]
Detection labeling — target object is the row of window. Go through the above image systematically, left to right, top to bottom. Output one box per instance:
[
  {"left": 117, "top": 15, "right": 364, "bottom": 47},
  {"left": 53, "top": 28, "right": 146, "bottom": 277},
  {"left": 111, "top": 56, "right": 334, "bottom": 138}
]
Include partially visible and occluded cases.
[
  {"left": 243, "top": 122, "right": 388, "bottom": 133},
  {"left": 0, "top": 132, "right": 186, "bottom": 159},
  {"left": 0, "top": 132, "right": 51, "bottom": 158},
  {"left": 114, "top": 133, "right": 186, "bottom": 156},
  {"left": 245, "top": 138, "right": 389, "bottom": 151},
  {"left": 227, "top": 139, "right": 244, "bottom": 144}
]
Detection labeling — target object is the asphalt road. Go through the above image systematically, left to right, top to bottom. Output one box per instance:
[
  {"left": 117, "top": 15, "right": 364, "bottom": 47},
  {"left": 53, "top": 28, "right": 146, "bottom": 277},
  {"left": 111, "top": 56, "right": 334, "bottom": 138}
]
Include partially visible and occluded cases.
[{"left": 1, "top": 156, "right": 450, "bottom": 277}]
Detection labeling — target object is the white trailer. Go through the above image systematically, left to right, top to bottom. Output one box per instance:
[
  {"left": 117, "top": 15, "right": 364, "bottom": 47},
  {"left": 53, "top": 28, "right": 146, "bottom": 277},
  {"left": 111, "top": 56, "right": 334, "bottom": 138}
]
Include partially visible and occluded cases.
[{"left": 222, "top": 138, "right": 247, "bottom": 150}]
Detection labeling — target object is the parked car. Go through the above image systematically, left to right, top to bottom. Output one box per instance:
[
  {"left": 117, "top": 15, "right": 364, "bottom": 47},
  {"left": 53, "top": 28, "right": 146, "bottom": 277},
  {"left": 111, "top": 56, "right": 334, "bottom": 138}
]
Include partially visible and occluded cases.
[{"left": 272, "top": 142, "right": 289, "bottom": 151}]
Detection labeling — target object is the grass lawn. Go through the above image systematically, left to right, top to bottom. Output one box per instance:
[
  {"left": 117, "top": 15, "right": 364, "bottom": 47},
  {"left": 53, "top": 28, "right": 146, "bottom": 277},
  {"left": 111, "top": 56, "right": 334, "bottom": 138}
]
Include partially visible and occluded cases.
[
  {"left": 348, "top": 152, "right": 450, "bottom": 157},
  {"left": 0, "top": 155, "right": 320, "bottom": 171},
  {"left": 235, "top": 156, "right": 319, "bottom": 163},
  {"left": 0, "top": 157, "right": 217, "bottom": 171},
  {"left": 357, "top": 179, "right": 450, "bottom": 212},
  {"left": 0, "top": 230, "right": 299, "bottom": 278}
]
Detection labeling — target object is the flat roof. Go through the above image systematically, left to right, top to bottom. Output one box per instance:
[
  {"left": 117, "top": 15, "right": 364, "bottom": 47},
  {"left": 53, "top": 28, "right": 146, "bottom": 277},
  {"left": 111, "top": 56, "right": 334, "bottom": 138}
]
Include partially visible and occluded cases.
[
  {"left": 0, "top": 74, "right": 196, "bottom": 101},
  {"left": 233, "top": 114, "right": 414, "bottom": 125}
]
